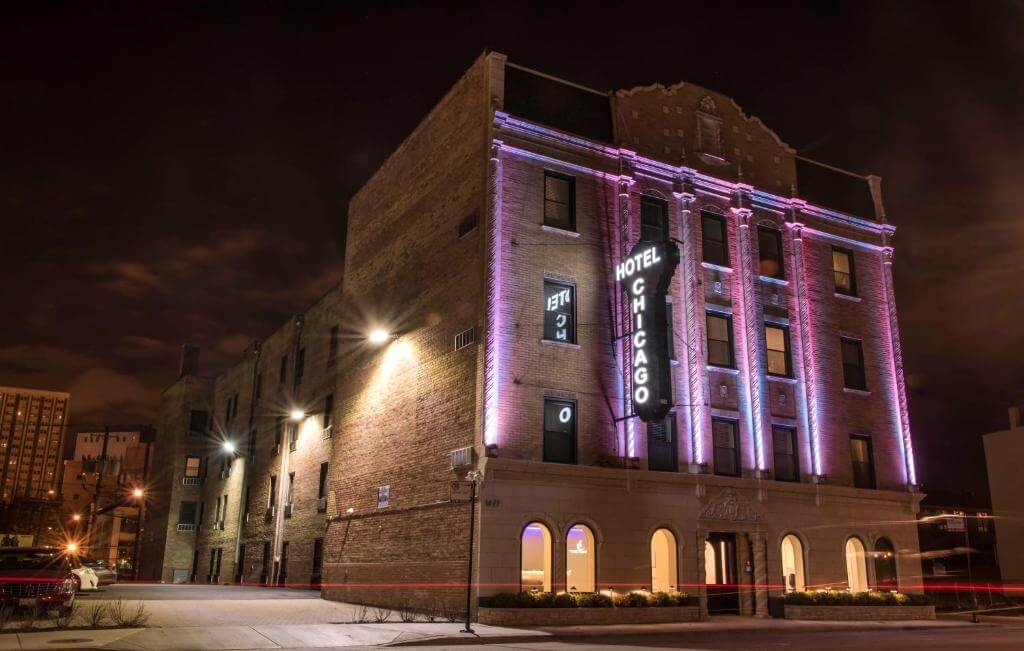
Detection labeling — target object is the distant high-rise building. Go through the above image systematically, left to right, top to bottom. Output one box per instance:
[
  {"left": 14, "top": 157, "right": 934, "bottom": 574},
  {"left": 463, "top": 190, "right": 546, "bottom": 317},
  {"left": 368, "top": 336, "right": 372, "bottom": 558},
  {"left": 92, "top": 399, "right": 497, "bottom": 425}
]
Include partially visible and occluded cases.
[{"left": 0, "top": 386, "right": 69, "bottom": 502}]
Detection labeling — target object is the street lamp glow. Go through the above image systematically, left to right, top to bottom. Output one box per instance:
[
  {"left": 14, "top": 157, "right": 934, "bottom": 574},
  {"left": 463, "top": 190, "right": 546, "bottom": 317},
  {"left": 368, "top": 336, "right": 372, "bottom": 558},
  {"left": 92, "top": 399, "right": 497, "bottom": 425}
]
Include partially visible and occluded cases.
[
  {"left": 368, "top": 329, "right": 391, "bottom": 345},
  {"left": 289, "top": 409, "right": 305, "bottom": 422},
  {"left": 222, "top": 441, "right": 236, "bottom": 454},
  {"left": 132, "top": 488, "right": 144, "bottom": 499},
  {"left": 72, "top": 514, "right": 81, "bottom": 522},
  {"left": 66, "top": 542, "right": 78, "bottom": 553}
]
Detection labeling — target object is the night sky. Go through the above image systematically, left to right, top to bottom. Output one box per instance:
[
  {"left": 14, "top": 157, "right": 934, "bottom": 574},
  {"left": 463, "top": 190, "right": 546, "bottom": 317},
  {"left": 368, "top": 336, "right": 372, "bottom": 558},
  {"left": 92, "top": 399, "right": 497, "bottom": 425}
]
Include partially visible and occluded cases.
[{"left": 3, "top": 2, "right": 1021, "bottom": 500}]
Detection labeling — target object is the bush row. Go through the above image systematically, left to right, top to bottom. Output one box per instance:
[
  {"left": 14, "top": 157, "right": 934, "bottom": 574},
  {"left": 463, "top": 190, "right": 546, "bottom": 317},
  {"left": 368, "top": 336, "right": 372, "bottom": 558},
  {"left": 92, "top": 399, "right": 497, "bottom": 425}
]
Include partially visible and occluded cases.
[
  {"left": 480, "top": 590, "right": 692, "bottom": 609},
  {"left": 782, "top": 590, "right": 930, "bottom": 606}
]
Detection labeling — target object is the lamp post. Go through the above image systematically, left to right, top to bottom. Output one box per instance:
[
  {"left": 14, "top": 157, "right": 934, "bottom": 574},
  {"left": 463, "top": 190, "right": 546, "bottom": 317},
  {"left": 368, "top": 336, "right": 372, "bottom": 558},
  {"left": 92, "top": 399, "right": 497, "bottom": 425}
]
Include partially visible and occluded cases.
[
  {"left": 461, "top": 470, "right": 481, "bottom": 634},
  {"left": 130, "top": 488, "right": 145, "bottom": 581}
]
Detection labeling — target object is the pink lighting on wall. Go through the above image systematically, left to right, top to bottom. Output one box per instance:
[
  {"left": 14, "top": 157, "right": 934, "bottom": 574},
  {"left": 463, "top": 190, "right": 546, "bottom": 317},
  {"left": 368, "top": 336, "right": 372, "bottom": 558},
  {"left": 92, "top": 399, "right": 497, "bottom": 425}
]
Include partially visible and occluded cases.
[{"left": 484, "top": 142, "right": 504, "bottom": 448}]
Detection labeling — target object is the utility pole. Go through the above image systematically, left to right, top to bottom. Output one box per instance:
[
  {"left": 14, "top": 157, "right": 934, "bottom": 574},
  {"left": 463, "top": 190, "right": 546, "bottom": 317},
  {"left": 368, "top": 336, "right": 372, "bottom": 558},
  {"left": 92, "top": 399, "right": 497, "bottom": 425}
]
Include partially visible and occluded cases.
[
  {"left": 85, "top": 426, "right": 111, "bottom": 557},
  {"left": 462, "top": 470, "right": 480, "bottom": 634}
]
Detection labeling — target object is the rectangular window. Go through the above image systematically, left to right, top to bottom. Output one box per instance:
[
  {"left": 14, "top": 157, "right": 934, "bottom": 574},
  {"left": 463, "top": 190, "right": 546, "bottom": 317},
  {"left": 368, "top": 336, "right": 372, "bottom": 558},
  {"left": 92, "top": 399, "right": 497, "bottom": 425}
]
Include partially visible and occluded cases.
[
  {"left": 543, "top": 171, "right": 575, "bottom": 231},
  {"left": 640, "top": 195, "right": 668, "bottom": 242},
  {"left": 701, "top": 210, "right": 729, "bottom": 267},
  {"left": 757, "top": 225, "right": 784, "bottom": 279},
  {"left": 832, "top": 247, "right": 857, "bottom": 296},
  {"left": 543, "top": 280, "right": 576, "bottom": 344},
  {"left": 706, "top": 312, "right": 735, "bottom": 368},
  {"left": 765, "top": 324, "right": 792, "bottom": 377},
  {"left": 328, "top": 325, "right": 339, "bottom": 364},
  {"left": 841, "top": 338, "right": 867, "bottom": 390},
  {"left": 295, "top": 349, "right": 305, "bottom": 387},
  {"left": 279, "top": 355, "right": 287, "bottom": 385},
  {"left": 254, "top": 373, "right": 262, "bottom": 398},
  {"left": 323, "top": 394, "right": 334, "bottom": 429},
  {"left": 543, "top": 398, "right": 577, "bottom": 464},
  {"left": 224, "top": 400, "right": 232, "bottom": 425},
  {"left": 189, "top": 410, "right": 209, "bottom": 437},
  {"left": 647, "top": 413, "right": 678, "bottom": 472},
  {"left": 274, "top": 417, "right": 284, "bottom": 447},
  {"left": 712, "top": 418, "right": 740, "bottom": 477},
  {"left": 772, "top": 426, "right": 799, "bottom": 482},
  {"left": 247, "top": 428, "right": 257, "bottom": 461},
  {"left": 850, "top": 435, "right": 876, "bottom": 489},
  {"left": 184, "top": 456, "right": 201, "bottom": 478},
  {"left": 318, "top": 462, "right": 329, "bottom": 499},
  {"left": 287, "top": 472, "right": 295, "bottom": 505},
  {"left": 269, "top": 476, "right": 277, "bottom": 507},
  {"left": 243, "top": 485, "right": 251, "bottom": 516},
  {"left": 178, "top": 501, "right": 197, "bottom": 525},
  {"left": 260, "top": 542, "right": 270, "bottom": 583}
]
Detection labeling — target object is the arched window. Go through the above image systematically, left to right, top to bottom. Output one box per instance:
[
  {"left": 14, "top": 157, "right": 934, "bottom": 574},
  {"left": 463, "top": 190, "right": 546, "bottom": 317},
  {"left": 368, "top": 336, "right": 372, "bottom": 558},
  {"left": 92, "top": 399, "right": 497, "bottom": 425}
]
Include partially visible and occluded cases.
[
  {"left": 521, "top": 522, "right": 552, "bottom": 592},
  {"left": 566, "top": 524, "right": 595, "bottom": 592},
  {"left": 650, "top": 528, "right": 677, "bottom": 593},
  {"left": 780, "top": 534, "right": 805, "bottom": 592},
  {"left": 845, "top": 537, "right": 868, "bottom": 592},
  {"left": 873, "top": 538, "right": 897, "bottom": 591}
]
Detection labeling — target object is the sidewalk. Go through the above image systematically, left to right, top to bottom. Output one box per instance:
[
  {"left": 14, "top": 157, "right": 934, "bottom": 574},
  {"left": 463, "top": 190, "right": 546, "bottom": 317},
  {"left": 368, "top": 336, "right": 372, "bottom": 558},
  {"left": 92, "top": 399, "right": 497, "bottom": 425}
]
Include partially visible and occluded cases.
[{"left": 0, "top": 615, "right": 982, "bottom": 650}]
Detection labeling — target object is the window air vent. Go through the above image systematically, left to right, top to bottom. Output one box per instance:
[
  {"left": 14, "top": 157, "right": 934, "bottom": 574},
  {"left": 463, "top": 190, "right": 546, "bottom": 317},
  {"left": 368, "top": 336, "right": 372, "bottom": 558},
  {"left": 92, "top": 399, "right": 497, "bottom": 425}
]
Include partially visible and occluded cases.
[
  {"left": 454, "top": 327, "right": 475, "bottom": 351},
  {"left": 321, "top": 425, "right": 332, "bottom": 440},
  {"left": 451, "top": 446, "right": 475, "bottom": 470},
  {"left": 182, "top": 477, "right": 201, "bottom": 486},
  {"left": 317, "top": 496, "right": 327, "bottom": 513},
  {"left": 283, "top": 504, "right": 293, "bottom": 518},
  {"left": 176, "top": 523, "right": 197, "bottom": 532}
]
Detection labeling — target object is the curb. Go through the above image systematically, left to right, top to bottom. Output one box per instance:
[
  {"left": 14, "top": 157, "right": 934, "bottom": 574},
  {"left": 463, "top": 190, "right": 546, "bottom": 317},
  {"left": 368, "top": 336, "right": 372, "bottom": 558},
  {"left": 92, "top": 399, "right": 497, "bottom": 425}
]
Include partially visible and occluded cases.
[{"left": 386, "top": 620, "right": 989, "bottom": 646}]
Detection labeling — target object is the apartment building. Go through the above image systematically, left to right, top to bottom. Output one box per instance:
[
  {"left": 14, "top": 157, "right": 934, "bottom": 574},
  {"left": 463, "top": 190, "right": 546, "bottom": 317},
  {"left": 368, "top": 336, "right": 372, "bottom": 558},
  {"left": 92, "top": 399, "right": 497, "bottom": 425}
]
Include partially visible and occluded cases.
[
  {"left": 146, "top": 52, "right": 923, "bottom": 619},
  {"left": 320, "top": 52, "right": 922, "bottom": 617},
  {"left": 140, "top": 287, "right": 342, "bottom": 585},
  {"left": 0, "top": 386, "right": 69, "bottom": 542},
  {"left": 984, "top": 406, "right": 1024, "bottom": 585}
]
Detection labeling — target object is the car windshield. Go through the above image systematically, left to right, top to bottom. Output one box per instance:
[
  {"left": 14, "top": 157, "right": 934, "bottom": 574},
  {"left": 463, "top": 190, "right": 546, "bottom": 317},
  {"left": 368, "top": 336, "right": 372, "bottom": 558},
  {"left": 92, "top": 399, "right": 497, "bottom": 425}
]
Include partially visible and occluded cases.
[{"left": 0, "top": 550, "right": 65, "bottom": 570}]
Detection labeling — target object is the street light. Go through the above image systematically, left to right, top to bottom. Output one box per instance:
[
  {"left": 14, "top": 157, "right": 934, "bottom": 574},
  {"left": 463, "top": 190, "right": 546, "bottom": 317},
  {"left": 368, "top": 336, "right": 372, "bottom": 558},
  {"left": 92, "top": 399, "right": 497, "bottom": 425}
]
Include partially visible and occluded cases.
[
  {"left": 368, "top": 329, "right": 392, "bottom": 345},
  {"left": 289, "top": 409, "right": 305, "bottom": 422},
  {"left": 222, "top": 441, "right": 237, "bottom": 454},
  {"left": 132, "top": 488, "right": 144, "bottom": 499},
  {"left": 72, "top": 514, "right": 81, "bottom": 522}
]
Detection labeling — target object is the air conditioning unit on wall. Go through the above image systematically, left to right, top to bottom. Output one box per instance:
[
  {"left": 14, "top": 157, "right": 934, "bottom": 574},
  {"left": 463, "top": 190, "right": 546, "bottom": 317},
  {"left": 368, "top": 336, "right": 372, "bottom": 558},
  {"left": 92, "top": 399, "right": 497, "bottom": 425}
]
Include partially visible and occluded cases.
[{"left": 450, "top": 446, "right": 475, "bottom": 470}]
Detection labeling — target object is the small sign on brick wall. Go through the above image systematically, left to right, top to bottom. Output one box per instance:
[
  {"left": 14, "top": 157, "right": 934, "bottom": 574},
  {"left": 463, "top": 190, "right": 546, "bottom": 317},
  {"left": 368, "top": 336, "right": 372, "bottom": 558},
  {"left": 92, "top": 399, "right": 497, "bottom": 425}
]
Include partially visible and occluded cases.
[{"left": 376, "top": 485, "right": 390, "bottom": 509}]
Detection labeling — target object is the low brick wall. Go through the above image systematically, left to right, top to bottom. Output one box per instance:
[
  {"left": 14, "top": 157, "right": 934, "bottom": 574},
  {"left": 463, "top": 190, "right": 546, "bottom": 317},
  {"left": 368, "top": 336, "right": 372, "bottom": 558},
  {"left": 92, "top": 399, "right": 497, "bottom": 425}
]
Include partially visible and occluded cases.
[
  {"left": 784, "top": 605, "right": 936, "bottom": 621},
  {"left": 478, "top": 606, "right": 700, "bottom": 626}
]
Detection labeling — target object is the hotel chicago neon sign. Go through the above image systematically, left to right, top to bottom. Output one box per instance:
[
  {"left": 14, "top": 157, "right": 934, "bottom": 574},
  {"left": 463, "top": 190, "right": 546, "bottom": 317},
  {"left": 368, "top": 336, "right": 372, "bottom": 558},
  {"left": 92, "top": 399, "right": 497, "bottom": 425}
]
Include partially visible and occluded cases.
[{"left": 615, "top": 241, "right": 680, "bottom": 422}]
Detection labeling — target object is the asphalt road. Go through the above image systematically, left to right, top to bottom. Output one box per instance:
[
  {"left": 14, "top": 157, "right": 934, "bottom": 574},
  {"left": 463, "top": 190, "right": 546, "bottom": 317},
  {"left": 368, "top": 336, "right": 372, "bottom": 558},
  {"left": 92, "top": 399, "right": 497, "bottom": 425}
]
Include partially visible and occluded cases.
[
  {"left": 77, "top": 582, "right": 320, "bottom": 600},
  {"left": 399, "top": 625, "right": 1024, "bottom": 650}
]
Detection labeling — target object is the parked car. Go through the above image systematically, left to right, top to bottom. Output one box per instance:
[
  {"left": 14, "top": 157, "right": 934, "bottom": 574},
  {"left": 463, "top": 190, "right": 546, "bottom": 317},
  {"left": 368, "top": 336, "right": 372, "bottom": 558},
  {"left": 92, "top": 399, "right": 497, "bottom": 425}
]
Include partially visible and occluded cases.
[
  {"left": 0, "top": 547, "right": 77, "bottom": 614},
  {"left": 77, "top": 556, "right": 117, "bottom": 585},
  {"left": 71, "top": 564, "right": 99, "bottom": 591}
]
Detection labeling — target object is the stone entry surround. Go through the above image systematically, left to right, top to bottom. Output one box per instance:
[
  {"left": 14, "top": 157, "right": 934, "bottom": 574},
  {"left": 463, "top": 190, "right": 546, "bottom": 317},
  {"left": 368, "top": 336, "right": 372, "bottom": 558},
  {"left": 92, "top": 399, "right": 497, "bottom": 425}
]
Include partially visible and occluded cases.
[{"left": 477, "top": 457, "right": 923, "bottom": 618}]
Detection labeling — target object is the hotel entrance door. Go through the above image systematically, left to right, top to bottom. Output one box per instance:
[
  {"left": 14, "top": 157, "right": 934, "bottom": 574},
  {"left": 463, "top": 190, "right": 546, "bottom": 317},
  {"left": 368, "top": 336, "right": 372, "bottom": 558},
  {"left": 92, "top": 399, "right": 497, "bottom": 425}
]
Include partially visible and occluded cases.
[{"left": 705, "top": 533, "right": 739, "bottom": 614}]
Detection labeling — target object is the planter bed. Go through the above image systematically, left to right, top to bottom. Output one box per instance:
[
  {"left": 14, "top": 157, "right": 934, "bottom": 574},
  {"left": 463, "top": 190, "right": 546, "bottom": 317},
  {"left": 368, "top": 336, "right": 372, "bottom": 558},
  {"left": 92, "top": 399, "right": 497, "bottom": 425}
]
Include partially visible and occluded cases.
[
  {"left": 783, "top": 604, "right": 936, "bottom": 621},
  {"left": 478, "top": 605, "right": 700, "bottom": 626}
]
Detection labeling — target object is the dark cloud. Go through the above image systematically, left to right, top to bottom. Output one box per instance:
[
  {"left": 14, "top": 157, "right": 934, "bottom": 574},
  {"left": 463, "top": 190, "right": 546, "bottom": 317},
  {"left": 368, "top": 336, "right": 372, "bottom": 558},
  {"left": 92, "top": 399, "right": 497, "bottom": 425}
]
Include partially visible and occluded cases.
[{"left": 1, "top": 1, "right": 1020, "bottom": 498}]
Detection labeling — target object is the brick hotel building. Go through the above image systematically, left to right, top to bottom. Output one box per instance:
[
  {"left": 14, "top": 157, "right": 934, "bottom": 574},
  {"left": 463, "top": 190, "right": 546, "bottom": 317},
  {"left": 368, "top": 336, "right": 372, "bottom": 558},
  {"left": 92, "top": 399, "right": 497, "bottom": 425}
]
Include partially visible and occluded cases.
[{"left": 146, "top": 52, "right": 921, "bottom": 618}]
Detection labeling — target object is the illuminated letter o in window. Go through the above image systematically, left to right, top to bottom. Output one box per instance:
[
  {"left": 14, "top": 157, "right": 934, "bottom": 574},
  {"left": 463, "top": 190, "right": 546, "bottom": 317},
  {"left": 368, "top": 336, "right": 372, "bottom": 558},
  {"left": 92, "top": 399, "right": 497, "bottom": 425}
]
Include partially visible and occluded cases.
[{"left": 558, "top": 406, "right": 573, "bottom": 424}]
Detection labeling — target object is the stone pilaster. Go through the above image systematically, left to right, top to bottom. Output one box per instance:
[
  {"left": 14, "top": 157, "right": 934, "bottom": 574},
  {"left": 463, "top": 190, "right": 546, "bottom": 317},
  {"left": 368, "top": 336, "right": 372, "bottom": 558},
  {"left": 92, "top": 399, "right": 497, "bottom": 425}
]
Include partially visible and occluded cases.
[
  {"left": 675, "top": 181, "right": 707, "bottom": 469},
  {"left": 733, "top": 204, "right": 767, "bottom": 471},
  {"left": 787, "top": 217, "right": 822, "bottom": 478},
  {"left": 880, "top": 246, "right": 917, "bottom": 486},
  {"left": 695, "top": 529, "right": 709, "bottom": 620},
  {"left": 752, "top": 531, "right": 769, "bottom": 617}
]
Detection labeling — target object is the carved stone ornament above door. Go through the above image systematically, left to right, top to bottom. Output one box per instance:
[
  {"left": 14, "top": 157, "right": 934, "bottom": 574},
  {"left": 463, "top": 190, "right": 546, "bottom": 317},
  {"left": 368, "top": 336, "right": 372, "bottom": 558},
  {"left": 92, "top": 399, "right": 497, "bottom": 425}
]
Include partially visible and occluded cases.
[{"left": 699, "top": 488, "right": 763, "bottom": 522}]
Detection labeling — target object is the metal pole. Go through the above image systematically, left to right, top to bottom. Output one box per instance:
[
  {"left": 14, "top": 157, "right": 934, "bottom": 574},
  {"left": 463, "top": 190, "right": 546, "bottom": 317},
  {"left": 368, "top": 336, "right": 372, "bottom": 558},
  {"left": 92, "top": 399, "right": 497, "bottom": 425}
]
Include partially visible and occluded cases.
[
  {"left": 462, "top": 474, "right": 478, "bottom": 634},
  {"left": 966, "top": 520, "right": 978, "bottom": 622}
]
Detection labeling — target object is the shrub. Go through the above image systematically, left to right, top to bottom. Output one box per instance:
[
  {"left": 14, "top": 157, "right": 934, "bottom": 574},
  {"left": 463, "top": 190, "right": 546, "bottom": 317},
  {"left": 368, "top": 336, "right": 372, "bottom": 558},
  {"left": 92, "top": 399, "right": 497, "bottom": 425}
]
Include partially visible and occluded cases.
[
  {"left": 481, "top": 589, "right": 691, "bottom": 608},
  {"left": 782, "top": 590, "right": 931, "bottom": 607},
  {"left": 573, "top": 592, "right": 613, "bottom": 608},
  {"left": 614, "top": 592, "right": 649, "bottom": 608}
]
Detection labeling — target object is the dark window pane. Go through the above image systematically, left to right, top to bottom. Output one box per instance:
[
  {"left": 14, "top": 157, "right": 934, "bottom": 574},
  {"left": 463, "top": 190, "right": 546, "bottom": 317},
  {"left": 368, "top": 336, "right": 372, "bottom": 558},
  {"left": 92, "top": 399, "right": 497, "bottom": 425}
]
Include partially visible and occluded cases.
[
  {"left": 543, "top": 172, "right": 575, "bottom": 231},
  {"left": 641, "top": 196, "right": 668, "bottom": 242},
  {"left": 701, "top": 211, "right": 729, "bottom": 267},
  {"left": 757, "top": 225, "right": 784, "bottom": 279},
  {"left": 832, "top": 248, "right": 857, "bottom": 296},
  {"left": 543, "top": 281, "right": 576, "bottom": 343},
  {"left": 666, "top": 302, "right": 676, "bottom": 361},
  {"left": 706, "top": 313, "right": 734, "bottom": 368},
  {"left": 765, "top": 325, "right": 791, "bottom": 377},
  {"left": 841, "top": 339, "right": 867, "bottom": 389},
  {"left": 543, "top": 399, "right": 576, "bottom": 464},
  {"left": 189, "top": 410, "right": 209, "bottom": 437},
  {"left": 648, "top": 414, "right": 678, "bottom": 472},
  {"left": 712, "top": 419, "right": 739, "bottom": 476},
  {"left": 772, "top": 426, "right": 799, "bottom": 482},
  {"left": 850, "top": 436, "right": 875, "bottom": 488},
  {"left": 178, "top": 501, "right": 197, "bottom": 525}
]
